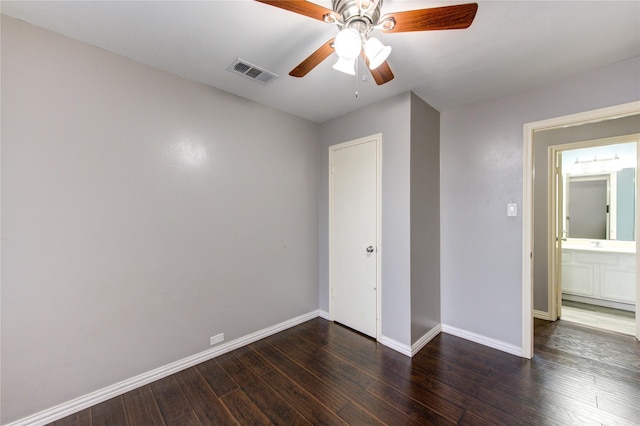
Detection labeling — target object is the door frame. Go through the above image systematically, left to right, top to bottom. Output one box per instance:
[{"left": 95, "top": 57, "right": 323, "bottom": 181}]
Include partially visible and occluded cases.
[
  {"left": 522, "top": 101, "right": 640, "bottom": 358},
  {"left": 328, "top": 133, "right": 382, "bottom": 339},
  {"left": 548, "top": 134, "right": 638, "bottom": 322},
  {"left": 548, "top": 146, "right": 564, "bottom": 322}
]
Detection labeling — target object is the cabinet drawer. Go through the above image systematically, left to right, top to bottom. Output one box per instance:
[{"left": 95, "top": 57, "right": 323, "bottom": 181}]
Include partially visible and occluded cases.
[{"left": 574, "top": 252, "right": 618, "bottom": 265}]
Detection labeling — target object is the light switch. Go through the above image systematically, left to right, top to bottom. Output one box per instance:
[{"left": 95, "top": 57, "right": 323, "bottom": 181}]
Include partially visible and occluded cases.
[{"left": 507, "top": 203, "right": 518, "bottom": 217}]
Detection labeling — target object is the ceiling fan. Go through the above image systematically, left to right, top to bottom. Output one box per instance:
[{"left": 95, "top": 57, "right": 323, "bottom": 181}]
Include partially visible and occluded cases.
[{"left": 255, "top": 0, "right": 478, "bottom": 85}]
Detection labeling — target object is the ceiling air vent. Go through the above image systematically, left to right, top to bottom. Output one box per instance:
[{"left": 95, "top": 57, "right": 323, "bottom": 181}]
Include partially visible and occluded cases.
[{"left": 227, "top": 59, "right": 278, "bottom": 85}]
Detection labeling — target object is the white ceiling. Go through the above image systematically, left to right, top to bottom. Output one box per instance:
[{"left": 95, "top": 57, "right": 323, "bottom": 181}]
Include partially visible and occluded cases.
[{"left": 2, "top": 1, "right": 639, "bottom": 123}]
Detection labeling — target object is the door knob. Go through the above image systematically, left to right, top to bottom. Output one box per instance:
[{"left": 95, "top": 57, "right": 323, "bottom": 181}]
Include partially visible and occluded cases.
[{"left": 366, "top": 246, "right": 374, "bottom": 253}]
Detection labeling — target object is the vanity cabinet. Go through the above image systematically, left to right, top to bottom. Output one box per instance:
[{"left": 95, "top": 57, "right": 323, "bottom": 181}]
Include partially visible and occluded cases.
[{"left": 561, "top": 248, "right": 636, "bottom": 309}]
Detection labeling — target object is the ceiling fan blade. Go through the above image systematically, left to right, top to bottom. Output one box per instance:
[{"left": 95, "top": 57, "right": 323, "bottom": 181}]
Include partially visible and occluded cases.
[
  {"left": 255, "top": 0, "right": 338, "bottom": 22},
  {"left": 380, "top": 3, "right": 478, "bottom": 33},
  {"left": 290, "top": 38, "right": 335, "bottom": 78},
  {"left": 363, "top": 52, "right": 394, "bottom": 85},
  {"left": 369, "top": 61, "right": 394, "bottom": 85}
]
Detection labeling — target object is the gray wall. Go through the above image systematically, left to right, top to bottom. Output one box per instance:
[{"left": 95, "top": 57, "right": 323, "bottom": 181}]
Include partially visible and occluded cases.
[
  {"left": 1, "top": 16, "right": 320, "bottom": 423},
  {"left": 441, "top": 56, "right": 640, "bottom": 347},
  {"left": 319, "top": 92, "right": 412, "bottom": 345},
  {"left": 410, "top": 93, "right": 441, "bottom": 343},
  {"left": 533, "top": 114, "right": 640, "bottom": 313}
]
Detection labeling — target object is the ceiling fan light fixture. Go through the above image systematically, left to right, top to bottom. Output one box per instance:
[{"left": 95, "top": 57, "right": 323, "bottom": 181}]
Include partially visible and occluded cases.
[
  {"left": 334, "top": 28, "right": 362, "bottom": 60},
  {"left": 364, "top": 37, "right": 391, "bottom": 70},
  {"left": 332, "top": 57, "right": 357, "bottom": 75}
]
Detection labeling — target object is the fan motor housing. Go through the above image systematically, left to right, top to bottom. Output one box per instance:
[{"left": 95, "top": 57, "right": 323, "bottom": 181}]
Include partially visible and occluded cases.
[{"left": 333, "top": 0, "right": 383, "bottom": 27}]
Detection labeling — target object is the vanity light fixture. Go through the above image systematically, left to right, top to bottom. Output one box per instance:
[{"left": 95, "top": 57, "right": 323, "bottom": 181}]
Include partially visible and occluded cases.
[{"left": 571, "top": 154, "right": 622, "bottom": 174}]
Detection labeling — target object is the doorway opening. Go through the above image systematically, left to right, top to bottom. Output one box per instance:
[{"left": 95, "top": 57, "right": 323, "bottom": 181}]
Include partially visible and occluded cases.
[
  {"left": 522, "top": 101, "right": 640, "bottom": 359},
  {"left": 550, "top": 137, "right": 638, "bottom": 336}
]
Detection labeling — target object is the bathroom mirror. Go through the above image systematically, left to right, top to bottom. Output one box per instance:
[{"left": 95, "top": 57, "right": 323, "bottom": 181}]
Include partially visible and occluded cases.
[
  {"left": 563, "top": 141, "right": 637, "bottom": 241},
  {"left": 566, "top": 174, "right": 609, "bottom": 239}
]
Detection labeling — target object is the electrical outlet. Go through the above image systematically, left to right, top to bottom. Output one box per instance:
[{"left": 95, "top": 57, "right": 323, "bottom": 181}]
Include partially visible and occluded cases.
[{"left": 210, "top": 333, "right": 224, "bottom": 346}]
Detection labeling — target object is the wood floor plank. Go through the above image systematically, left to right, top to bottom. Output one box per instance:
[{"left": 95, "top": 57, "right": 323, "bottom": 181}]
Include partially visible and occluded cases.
[
  {"left": 534, "top": 319, "right": 640, "bottom": 373},
  {"left": 297, "top": 322, "right": 399, "bottom": 371},
  {"left": 262, "top": 329, "right": 320, "bottom": 360},
  {"left": 419, "top": 335, "right": 493, "bottom": 376},
  {"left": 248, "top": 339, "right": 350, "bottom": 413},
  {"left": 534, "top": 341, "right": 639, "bottom": 384},
  {"left": 290, "top": 344, "right": 445, "bottom": 425},
  {"left": 231, "top": 345, "right": 274, "bottom": 376},
  {"left": 493, "top": 347, "right": 596, "bottom": 389},
  {"left": 296, "top": 349, "right": 377, "bottom": 390},
  {"left": 217, "top": 350, "right": 310, "bottom": 426},
  {"left": 411, "top": 350, "right": 484, "bottom": 396},
  {"left": 195, "top": 358, "right": 238, "bottom": 397},
  {"left": 376, "top": 358, "right": 467, "bottom": 422},
  {"left": 380, "top": 358, "right": 532, "bottom": 425},
  {"left": 174, "top": 368, "right": 237, "bottom": 425},
  {"left": 261, "top": 368, "right": 349, "bottom": 426},
  {"left": 480, "top": 368, "right": 598, "bottom": 408},
  {"left": 594, "top": 374, "right": 640, "bottom": 407},
  {"left": 149, "top": 375, "right": 194, "bottom": 423},
  {"left": 365, "top": 380, "right": 455, "bottom": 425},
  {"left": 338, "top": 383, "right": 424, "bottom": 426},
  {"left": 474, "top": 383, "right": 598, "bottom": 425},
  {"left": 122, "top": 385, "right": 165, "bottom": 426},
  {"left": 220, "top": 389, "right": 271, "bottom": 426},
  {"left": 595, "top": 394, "right": 640, "bottom": 425},
  {"left": 91, "top": 396, "right": 128, "bottom": 426},
  {"left": 461, "top": 398, "right": 537, "bottom": 426},
  {"left": 335, "top": 401, "right": 384, "bottom": 425},
  {"left": 457, "top": 410, "right": 495, "bottom": 426},
  {"left": 165, "top": 411, "right": 201, "bottom": 426}
]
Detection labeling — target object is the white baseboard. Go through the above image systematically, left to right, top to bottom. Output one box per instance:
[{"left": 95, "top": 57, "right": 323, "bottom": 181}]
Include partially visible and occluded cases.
[
  {"left": 318, "top": 309, "right": 330, "bottom": 320},
  {"left": 534, "top": 309, "right": 551, "bottom": 320},
  {"left": 7, "top": 310, "right": 323, "bottom": 426},
  {"left": 378, "top": 323, "right": 442, "bottom": 357},
  {"left": 411, "top": 324, "right": 442, "bottom": 356},
  {"left": 441, "top": 324, "right": 523, "bottom": 357},
  {"left": 378, "top": 335, "right": 412, "bottom": 357}
]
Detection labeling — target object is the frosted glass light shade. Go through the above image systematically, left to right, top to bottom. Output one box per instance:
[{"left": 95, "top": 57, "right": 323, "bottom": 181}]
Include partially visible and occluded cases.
[
  {"left": 334, "top": 28, "right": 362, "bottom": 60},
  {"left": 364, "top": 37, "right": 391, "bottom": 70},
  {"left": 332, "top": 57, "right": 356, "bottom": 75}
]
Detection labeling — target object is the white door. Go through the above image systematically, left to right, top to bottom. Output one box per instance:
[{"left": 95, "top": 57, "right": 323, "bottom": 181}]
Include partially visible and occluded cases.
[{"left": 329, "top": 135, "right": 380, "bottom": 338}]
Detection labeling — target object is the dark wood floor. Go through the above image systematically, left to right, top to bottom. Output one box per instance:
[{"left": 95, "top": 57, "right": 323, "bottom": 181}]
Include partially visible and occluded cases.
[{"left": 50, "top": 318, "right": 640, "bottom": 425}]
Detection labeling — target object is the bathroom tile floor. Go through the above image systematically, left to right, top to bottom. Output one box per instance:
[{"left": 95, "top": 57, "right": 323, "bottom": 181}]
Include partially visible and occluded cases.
[{"left": 561, "top": 300, "right": 636, "bottom": 336}]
